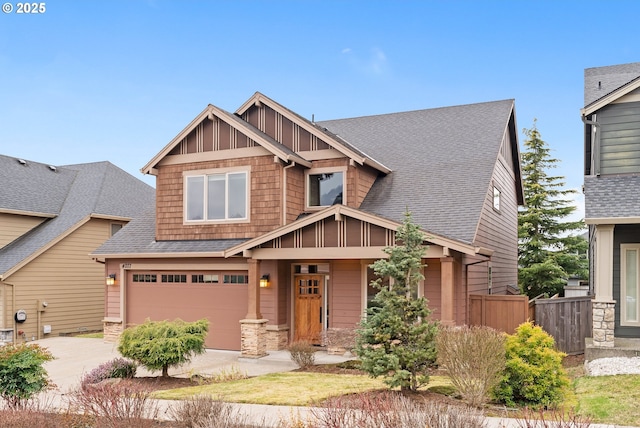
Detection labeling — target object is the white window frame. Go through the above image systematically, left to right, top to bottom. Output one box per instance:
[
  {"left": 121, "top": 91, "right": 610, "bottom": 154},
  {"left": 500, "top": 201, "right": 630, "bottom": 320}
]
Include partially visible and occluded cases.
[
  {"left": 305, "top": 166, "right": 347, "bottom": 210},
  {"left": 183, "top": 167, "right": 250, "bottom": 224},
  {"left": 493, "top": 185, "right": 501, "bottom": 212},
  {"left": 620, "top": 243, "right": 640, "bottom": 327}
]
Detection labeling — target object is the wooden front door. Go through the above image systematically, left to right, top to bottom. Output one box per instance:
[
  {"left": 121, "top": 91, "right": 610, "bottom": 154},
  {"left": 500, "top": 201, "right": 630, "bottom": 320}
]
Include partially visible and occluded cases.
[{"left": 294, "top": 275, "right": 324, "bottom": 343}]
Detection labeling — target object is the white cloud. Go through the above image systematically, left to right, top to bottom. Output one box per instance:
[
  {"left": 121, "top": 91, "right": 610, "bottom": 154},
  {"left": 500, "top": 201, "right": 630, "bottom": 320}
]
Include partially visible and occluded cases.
[{"left": 341, "top": 47, "right": 388, "bottom": 76}]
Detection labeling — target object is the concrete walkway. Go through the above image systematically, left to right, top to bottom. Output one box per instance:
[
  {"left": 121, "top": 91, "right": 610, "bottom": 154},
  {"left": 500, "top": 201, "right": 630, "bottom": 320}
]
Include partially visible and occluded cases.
[{"left": 28, "top": 336, "right": 640, "bottom": 428}]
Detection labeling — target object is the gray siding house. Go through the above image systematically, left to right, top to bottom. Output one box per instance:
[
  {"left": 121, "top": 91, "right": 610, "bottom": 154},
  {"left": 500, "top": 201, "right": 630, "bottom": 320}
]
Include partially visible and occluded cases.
[{"left": 583, "top": 62, "right": 640, "bottom": 347}]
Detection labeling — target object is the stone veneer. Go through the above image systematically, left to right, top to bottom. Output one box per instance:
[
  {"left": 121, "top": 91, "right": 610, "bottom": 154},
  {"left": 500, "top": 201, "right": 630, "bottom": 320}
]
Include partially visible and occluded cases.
[
  {"left": 592, "top": 301, "right": 615, "bottom": 348},
  {"left": 103, "top": 318, "right": 123, "bottom": 343},
  {"left": 240, "top": 318, "right": 268, "bottom": 357},
  {"left": 266, "top": 325, "right": 289, "bottom": 351}
]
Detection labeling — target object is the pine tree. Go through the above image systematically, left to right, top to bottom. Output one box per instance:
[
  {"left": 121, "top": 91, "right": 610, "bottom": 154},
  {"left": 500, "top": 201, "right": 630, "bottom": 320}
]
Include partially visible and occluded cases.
[
  {"left": 518, "top": 121, "right": 587, "bottom": 298},
  {"left": 354, "top": 211, "right": 438, "bottom": 391}
]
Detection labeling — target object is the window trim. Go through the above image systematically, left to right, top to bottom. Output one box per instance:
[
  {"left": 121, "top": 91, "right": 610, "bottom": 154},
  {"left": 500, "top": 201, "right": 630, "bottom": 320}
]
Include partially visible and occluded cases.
[
  {"left": 183, "top": 166, "right": 250, "bottom": 224},
  {"left": 305, "top": 166, "right": 347, "bottom": 210},
  {"left": 493, "top": 185, "right": 501, "bottom": 212},
  {"left": 621, "top": 244, "right": 640, "bottom": 327}
]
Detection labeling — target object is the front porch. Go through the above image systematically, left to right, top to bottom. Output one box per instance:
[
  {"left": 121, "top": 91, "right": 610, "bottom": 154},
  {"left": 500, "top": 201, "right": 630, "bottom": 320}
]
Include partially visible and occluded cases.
[{"left": 585, "top": 337, "right": 640, "bottom": 362}]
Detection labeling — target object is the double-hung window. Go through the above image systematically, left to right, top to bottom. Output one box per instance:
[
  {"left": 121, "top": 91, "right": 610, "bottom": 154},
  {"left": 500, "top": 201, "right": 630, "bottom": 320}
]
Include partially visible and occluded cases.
[
  {"left": 306, "top": 167, "right": 346, "bottom": 209},
  {"left": 185, "top": 169, "right": 248, "bottom": 222},
  {"left": 621, "top": 244, "right": 640, "bottom": 327}
]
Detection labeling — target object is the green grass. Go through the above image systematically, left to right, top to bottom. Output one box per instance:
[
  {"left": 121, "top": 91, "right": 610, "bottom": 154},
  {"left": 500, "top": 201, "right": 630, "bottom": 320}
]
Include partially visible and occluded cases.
[
  {"left": 75, "top": 332, "right": 104, "bottom": 339},
  {"left": 153, "top": 372, "right": 452, "bottom": 406},
  {"left": 574, "top": 374, "right": 640, "bottom": 426}
]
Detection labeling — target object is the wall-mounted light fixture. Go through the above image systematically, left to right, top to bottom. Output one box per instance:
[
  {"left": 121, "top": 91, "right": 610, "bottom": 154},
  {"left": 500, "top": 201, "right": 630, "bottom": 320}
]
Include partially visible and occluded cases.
[
  {"left": 106, "top": 273, "right": 117, "bottom": 286},
  {"left": 260, "top": 274, "right": 270, "bottom": 288}
]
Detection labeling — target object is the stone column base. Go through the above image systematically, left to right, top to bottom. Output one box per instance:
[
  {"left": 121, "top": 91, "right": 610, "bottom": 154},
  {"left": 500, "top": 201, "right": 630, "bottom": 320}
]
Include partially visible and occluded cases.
[
  {"left": 592, "top": 301, "right": 616, "bottom": 348},
  {"left": 102, "top": 318, "right": 123, "bottom": 343},
  {"left": 240, "top": 319, "right": 268, "bottom": 358},
  {"left": 266, "top": 325, "right": 289, "bottom": 351}
]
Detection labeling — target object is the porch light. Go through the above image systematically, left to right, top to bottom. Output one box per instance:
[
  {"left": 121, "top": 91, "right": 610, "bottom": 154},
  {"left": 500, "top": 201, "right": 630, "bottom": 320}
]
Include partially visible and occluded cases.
[
  {"left": 106, "top": 274, "right": 117, "bottom": 286},
  {"left": 260, "top": 274, "right": 270, "bottom": 288}
]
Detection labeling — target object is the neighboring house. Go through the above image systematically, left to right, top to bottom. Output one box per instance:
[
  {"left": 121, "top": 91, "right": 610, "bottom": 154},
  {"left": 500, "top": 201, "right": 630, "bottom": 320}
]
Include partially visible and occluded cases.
[
  {"left": 583, "top": 62, "right": 640, "bottom": 347},
  {"left": 92, "top": 92, "right": 524, "bottom": 356},
  {"left": 0, "top": 155, "right": 155, "bottom": 343}
]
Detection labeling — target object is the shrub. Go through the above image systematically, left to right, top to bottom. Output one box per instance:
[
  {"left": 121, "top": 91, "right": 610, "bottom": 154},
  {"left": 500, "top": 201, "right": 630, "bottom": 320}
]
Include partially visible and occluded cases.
[
  {"left": 118, "top": 318, "right": 209, "bottom": 377},
  {"left": 493, "top": 321, "right": 570, "bottom": 408},
  {"left": 436, "top": 325, "right": 506, "bottom": 407},
  {"left": 288, "top": 340, "right": 316, "bottom": 369},
  {"left": 0, "top": 343, "right": 54, "bottom": 409},
  {"left": 81, "top": 358, "right": 137, "bottom": 388},
  {"left": 69, "top": 379, "right": 159, "bottom": 428},
  {"left": 168, "top": 394, "right": 252, "bottom": 428},
  {"left": 516, "top": 406, "right": 592, "bottom": 427}
]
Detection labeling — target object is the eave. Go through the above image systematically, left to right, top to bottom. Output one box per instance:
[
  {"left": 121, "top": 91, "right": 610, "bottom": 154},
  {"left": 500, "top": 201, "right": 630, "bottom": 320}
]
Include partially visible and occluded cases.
[
  {"left": 581, "top": 76, "right": 640, "bottom": 117},
  {"left": 585, "top": 216, "right": 640, "bottom": 225}
]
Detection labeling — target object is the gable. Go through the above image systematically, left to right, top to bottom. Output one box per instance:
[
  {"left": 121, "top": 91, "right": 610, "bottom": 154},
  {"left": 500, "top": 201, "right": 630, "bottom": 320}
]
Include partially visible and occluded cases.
[{"left": 0, "top": 212, "right": 47, "bottom": 249}]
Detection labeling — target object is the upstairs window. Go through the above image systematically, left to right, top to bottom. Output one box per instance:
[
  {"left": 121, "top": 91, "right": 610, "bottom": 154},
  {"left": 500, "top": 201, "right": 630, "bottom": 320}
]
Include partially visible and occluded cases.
[
  {"left": 307, "top": 168, "right": 345, "bottom": 208},
  {"left": 185, "top": 169, "right": 248, "bottom": 222},
  {"left": 493, "top": 186, "right": 501, "bottom": 211}
]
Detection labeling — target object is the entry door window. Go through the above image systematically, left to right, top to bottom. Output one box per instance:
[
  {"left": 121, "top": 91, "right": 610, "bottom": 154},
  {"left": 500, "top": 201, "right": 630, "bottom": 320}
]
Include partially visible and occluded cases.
[{"left": 621, "top": 244, "right": 640, "bottom": 326}]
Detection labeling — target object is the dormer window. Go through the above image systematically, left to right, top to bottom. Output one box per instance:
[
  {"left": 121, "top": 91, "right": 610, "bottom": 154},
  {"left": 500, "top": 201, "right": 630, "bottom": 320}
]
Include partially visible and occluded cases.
[
  {"left": 306, "top": 167, "right": 346, "bottom": 209},
  {"left": 184, "top": 168, "right": 249, "bottom": 223}
]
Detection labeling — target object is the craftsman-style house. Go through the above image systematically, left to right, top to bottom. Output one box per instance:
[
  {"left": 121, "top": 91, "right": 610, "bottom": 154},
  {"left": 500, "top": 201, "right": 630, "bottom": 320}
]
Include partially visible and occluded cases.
[
  {"left": 583, "top": 62, "right": 640, "bottom": 347},
  {"left": 92, "top": 92, "right": 524, "bottom": 356},
  {"left": 0, "top": 156, "right": 154, "bottom": 343}
]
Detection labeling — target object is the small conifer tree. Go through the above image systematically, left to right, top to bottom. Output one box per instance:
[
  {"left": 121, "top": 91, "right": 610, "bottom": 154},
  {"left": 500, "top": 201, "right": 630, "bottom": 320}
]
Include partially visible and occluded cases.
[{"left": 355, "top": 211, "right": 438, "bottom": 391}]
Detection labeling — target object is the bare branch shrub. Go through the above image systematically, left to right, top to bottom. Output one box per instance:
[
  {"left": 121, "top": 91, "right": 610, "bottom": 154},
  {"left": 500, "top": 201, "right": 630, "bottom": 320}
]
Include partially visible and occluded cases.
[
  {"left": 436, "top": 325, "right": 506, "bottom": 407},
  {"left": 288, "top": 340, "right": 316, "bottom": 369},
  {"left": 69, "top": 379, "right": 159, "bottom": 428},
  {"left": 309, "top": 391, "right": 486, "bottom": 428},
  {"left": 168, "top": 394, "right": 252, "bottom": 428},
  {"left": 516, "top": 407, "right": 592, "bottom": 428}
]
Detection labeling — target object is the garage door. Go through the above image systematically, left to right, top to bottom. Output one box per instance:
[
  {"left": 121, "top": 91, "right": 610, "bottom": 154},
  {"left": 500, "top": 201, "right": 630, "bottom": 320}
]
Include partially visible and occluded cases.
[{"left": 126, "top": 272, "right": 248, "bottom": 350}]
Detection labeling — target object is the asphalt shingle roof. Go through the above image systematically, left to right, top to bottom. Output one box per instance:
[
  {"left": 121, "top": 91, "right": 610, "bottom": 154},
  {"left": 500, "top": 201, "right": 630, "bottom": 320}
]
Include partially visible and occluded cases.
[
  {"left": 584, "top": 62, "right": 640, "bottom": 107},
  {"left": 318, "top": 99, "right": 515, "bottom": 244},
  {"left": 0, "top": 155, "right": 155, "bottom": 276},
  {"left": 584, "top": 175, "right": 640, "bottom": 219}
]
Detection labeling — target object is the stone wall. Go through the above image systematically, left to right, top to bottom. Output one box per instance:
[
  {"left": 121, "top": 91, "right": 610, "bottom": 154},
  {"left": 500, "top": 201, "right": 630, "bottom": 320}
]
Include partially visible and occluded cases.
[{"left": 592, "top": 301, "right": 615, "bottom": 347}]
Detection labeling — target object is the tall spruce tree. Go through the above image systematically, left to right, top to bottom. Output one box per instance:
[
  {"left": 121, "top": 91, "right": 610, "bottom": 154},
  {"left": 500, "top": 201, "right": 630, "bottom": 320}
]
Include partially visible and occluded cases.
[
  {"left": 518, "top": 121, "right": 587, "bottom": 298},
  {"left": 355, "top": 211, "right": 438, "bottom": 391}
]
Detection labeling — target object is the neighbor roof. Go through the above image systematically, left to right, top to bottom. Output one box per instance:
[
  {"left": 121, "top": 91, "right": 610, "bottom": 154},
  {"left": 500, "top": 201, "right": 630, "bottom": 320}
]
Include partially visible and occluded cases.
[
  {"left": 583, "top": 62, "right": 640, "bottom": 110},
  {"left": 319, "top": 99, "right": 518, "bottom": 244},
  {"left": 0, "top": 155, "right": 155, "bottom": 278},
  {"left": 584, "top": 175, "right": 640, "bottom": 222}
]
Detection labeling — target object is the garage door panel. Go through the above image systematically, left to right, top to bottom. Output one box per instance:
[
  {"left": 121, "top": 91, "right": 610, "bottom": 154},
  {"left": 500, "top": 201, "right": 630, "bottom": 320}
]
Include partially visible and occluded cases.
[{"left": 126, "top": 280, "right": 247, "bottom": 350}]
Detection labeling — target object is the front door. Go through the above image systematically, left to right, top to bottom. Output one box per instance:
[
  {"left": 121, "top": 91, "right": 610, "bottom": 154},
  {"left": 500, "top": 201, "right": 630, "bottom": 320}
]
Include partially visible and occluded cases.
[{"left": 294, "top": 275, "right": 324, "bottom": 344}]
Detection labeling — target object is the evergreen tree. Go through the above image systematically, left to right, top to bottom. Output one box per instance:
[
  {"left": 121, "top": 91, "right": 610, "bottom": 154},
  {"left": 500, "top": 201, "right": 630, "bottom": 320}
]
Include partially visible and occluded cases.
[
  {"left": 518, "top": 121, "right": 587, "bottom": 298},
  {"left": 355, "top": 211, "right": 438, "bottom": 391}
]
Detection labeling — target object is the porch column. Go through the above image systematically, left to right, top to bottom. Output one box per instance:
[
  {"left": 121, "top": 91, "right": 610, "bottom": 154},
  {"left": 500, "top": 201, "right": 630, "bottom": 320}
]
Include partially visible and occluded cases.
[
  {"left": 592, "top": 224, "right": 616, "bottom": 348},
  {"left": 440, "top": 256, "right": 455, "bottom": 326},
  {"left": 240, "top": 258, "right": 267, "bottom": 358}
]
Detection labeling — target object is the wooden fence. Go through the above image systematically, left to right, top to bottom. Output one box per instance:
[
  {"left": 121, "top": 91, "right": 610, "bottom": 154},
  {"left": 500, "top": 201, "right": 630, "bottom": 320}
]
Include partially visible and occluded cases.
[
  {"left": 469, "top": 294, "right": 529, "bottom": 334},
  {"left": 533, "top": 296, "right": 592, "bottom": 355}
]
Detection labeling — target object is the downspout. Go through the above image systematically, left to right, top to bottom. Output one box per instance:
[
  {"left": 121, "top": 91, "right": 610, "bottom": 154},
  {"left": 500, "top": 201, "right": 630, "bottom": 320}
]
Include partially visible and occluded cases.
[
  {"left": 582, "top": 115, "right": 600, "bottom": 176},
  {"left": 282, "top": 161, "right": 296, "bottom": 226},
  {"left": 1, "top": 282, "right": 16, "bottom": 342}
]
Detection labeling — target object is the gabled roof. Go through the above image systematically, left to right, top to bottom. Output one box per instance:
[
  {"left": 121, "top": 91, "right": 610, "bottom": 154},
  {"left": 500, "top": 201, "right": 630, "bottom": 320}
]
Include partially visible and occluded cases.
[
  {"left": 582, "top": 62, "right": 640, "bottom": 116},
  {"left": 236, "top": 92, "right": 391, "bottom": 174},
  {"left": 318, "top": 99, "right": 520, "bottom": 244},
  {"left": 141, "top": 104, "right": 312, "bottom": 175},
  {"left": 0, "top": 155, "right": 155, "bottom": 279},
  {"left": 224, "top": 204, "right": 489, "bottom": 258}
]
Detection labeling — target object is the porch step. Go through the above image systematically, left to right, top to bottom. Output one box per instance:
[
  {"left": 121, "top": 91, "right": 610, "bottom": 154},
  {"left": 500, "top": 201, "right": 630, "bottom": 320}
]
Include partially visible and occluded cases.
[{"left": 585, "top": 337, "right": 640, "bottom": 362}]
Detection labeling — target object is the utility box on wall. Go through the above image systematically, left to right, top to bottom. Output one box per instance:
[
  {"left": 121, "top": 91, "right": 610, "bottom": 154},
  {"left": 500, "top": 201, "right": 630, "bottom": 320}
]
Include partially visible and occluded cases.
[{"left": 0, "top": 328, "right": 14, "bottom": 343}]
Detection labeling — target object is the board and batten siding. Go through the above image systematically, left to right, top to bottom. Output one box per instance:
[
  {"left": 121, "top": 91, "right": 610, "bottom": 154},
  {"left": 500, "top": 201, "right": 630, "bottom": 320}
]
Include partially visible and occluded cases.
[
  {"left": 598, "top": 101, "right": 640, "bottom": 175},
  {"left": 470, "top": 138, "right": 519, "bottom": 297},
  {"left": 0, "top": 213, "right": 45, "bottom": 249},
  {"left": 5, "top": 219, "right": 110, "bottom": 341},
  {"left": 612, "top": 224, "right": 640, "bottom": 338},
  {"left": 329, "top": 260, "right": 362, "bottom": 329}
]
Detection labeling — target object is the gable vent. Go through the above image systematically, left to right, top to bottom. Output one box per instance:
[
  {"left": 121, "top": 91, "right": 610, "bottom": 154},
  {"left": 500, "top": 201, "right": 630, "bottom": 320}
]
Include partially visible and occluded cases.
[
  {"left": 17, "top": 159, "right": 27, "bottom": 166},
  {"left": 48, "top": 165, "right": 57, "bottom": 172}
]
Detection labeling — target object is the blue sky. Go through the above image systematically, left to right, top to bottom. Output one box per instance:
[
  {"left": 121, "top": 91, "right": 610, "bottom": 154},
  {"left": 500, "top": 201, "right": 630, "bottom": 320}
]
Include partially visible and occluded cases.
[{"left": 1, "top": 1, "right": 639, "bottom": 221}]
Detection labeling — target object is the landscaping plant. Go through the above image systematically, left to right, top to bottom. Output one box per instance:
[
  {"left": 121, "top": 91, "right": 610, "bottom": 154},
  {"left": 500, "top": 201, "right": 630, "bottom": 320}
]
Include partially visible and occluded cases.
[
  {"left": 355, "top": 210, "right": 438, "bottom": 391},
  {"left": 118, "top": 318, "right": 209, "bottom": 377},
  {"left": 494, "top": 321, "right": 570, "bottom": 408},
  {"left": 436, "top": 325, "right": 506, "bottom": 407},
  {"left": 288, "top": 339, "right": 316, "bottom": 369},
  {"left": 0, "top": 343, "right": 54, "bottom": 409},
  {"left": 81, "top": 357, "right": 137, "bottom": 388}
]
